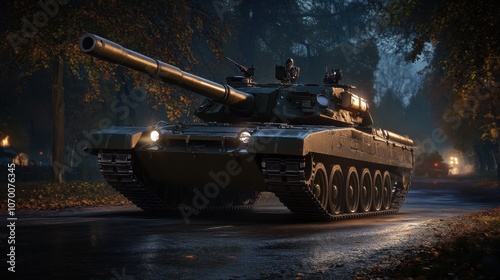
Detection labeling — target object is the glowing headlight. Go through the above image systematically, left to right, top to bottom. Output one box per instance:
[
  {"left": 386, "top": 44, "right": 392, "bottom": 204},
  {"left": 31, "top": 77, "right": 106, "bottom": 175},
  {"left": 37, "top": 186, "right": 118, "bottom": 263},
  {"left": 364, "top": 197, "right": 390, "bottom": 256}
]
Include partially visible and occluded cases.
[
  {"left": 150, "top": 130, "right": 160, "bottom": 142},
  {"left": 238, "top": 131, "right": 251, "bottom": 144}
]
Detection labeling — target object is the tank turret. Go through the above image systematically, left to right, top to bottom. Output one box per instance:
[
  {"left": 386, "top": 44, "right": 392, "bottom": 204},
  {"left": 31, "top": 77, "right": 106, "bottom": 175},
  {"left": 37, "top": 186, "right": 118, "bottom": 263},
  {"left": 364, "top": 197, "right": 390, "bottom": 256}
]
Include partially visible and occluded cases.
[{"left": 79, "top": 33, "right": 372, "bottom": 127}]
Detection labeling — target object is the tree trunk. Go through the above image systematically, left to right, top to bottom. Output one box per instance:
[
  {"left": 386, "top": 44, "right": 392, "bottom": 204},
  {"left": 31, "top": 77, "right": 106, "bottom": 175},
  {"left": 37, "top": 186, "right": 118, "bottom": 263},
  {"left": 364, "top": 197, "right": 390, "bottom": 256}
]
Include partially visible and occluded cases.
[
  {"left": 239, "top": 0, "right": 260, "bottom": 64},
  {"left": 52, "top": 54, "right": 65, "bottom": 183},
  {"left": 496, "top": 143, "right": 500, "bottom": 181}
]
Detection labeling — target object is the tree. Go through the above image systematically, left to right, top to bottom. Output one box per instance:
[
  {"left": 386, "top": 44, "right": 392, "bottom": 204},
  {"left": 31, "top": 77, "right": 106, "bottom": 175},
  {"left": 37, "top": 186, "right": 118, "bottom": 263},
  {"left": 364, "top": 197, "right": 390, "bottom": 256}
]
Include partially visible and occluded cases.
[
  {"left": 0, "top": 0, "right": 227, "bottom": 182},
  {"left": 222, "top": 0, "right": 381, "bottom": 102},
  {"left": 381, "top": 0, "right": 500, "bottom": 177},
  {"left": 403, "top": 92, "right": 435, "bottom": 141}
]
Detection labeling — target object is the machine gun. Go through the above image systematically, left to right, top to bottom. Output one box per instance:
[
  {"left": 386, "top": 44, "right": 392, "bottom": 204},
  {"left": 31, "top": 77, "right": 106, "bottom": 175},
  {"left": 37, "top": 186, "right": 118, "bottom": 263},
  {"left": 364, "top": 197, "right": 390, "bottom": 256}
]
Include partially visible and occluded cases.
[
  {"left": 226, "top": 57, "right": 255, "bottom": 79},
  {"left": 323, "top": 67, "right": 343, "bottom": 85}
]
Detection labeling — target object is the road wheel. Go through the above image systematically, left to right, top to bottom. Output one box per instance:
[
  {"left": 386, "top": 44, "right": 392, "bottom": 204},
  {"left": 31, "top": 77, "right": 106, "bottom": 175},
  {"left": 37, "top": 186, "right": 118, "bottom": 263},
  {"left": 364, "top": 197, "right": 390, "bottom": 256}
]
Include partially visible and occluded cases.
[
  {"left": 311, "top": 163, "right": 329, "bottom": 210},
  {"left": 328, "top": 165, "right": 343, "bottom": 215},
  {"left": 345, "top": 167, "right": 359, "bottom": 213},
  {"left": 359, "top": 168, "right": 372, "bottom": 212},
  {"left": 372, "top": 170, "right": 383, "bottom": 211},
  {"left": 381, "top": 171, "right": 392, "bottom": 210}
]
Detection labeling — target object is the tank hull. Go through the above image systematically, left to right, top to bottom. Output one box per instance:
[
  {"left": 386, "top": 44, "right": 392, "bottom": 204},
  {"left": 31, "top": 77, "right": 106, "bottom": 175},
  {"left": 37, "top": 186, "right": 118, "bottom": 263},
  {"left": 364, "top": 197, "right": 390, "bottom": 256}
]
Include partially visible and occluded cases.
[
  {"left": 87, "top": 123, "right": 413, "bottom": 220},
  {"left": 134, "top": 151, "right": 267, "bottom": 191}
]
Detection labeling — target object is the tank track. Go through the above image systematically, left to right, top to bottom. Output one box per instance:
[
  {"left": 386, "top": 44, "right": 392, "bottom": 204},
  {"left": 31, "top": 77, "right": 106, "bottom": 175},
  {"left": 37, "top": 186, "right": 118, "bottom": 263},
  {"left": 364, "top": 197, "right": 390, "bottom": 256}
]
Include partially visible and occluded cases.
[
  {"left": 97, "top": 151, "right": 260, "bottom": 212},
  {"left": 97, "top": 151, "right": 409, "bottom": 220},
  {"left": 261, "top": 154, "right": 411, "bottom": 221}
]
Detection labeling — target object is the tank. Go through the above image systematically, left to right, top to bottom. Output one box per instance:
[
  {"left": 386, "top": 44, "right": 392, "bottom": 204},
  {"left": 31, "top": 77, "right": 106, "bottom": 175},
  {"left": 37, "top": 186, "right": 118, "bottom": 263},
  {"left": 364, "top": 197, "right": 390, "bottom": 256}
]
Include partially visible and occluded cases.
[{"left": 79, "top": 33, "right": 414, "bottom": 221}]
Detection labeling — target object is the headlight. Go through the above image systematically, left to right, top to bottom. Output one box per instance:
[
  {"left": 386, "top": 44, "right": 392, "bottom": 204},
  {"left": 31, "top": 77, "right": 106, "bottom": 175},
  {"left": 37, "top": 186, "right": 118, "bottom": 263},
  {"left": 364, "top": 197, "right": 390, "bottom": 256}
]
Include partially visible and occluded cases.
[
  {"left": 150, "top": 130, "right": 160, "bottom": 142},
  {"left": 238, "top": 131, "right": 251, "bottom": 144}
]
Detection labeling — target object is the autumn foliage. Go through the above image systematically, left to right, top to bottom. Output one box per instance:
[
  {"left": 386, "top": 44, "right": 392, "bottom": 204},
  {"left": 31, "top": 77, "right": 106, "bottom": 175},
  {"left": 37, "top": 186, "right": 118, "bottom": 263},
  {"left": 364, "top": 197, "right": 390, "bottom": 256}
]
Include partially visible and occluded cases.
[
  {"left": 1, "top": 1, "right": 228, "bottom": 182},
  {"left": 0, "top": 182, "right": 131, "bottom": 210},
  {"left": 364, "top": 207, "right": 500, "bottom": 279}
]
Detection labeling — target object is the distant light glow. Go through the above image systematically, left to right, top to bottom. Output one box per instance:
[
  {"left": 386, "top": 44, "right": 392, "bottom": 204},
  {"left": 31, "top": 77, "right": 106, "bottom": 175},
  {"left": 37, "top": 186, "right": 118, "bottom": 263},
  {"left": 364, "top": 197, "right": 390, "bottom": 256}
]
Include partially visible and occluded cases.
[
  {"left": 1, "top": 136, "right": 9, "bottom": 147},
  {"left": 449, "top": 157, "right": 458, "bottom": 165}
]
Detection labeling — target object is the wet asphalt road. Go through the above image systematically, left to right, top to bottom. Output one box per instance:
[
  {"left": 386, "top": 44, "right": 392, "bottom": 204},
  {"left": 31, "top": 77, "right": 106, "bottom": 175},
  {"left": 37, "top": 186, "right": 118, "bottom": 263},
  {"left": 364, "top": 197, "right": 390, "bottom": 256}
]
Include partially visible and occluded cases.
[{"left": 3, "top": 176, "right": 500, "bottom": 280}]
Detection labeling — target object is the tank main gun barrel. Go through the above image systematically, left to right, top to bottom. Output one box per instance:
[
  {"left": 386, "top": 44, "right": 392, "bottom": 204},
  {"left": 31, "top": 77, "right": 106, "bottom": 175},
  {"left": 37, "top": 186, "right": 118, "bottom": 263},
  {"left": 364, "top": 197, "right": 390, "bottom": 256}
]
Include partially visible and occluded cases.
[{"left": 79, "top": 33, "right": 254, "bottom": 111}]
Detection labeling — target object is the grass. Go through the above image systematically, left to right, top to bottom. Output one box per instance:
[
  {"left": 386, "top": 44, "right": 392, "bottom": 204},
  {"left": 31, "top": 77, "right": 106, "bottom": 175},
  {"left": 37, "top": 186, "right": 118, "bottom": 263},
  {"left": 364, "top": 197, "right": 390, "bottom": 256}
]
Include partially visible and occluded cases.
[{"left": 1, "top": 181, "right": 131, "bottom": 210}]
